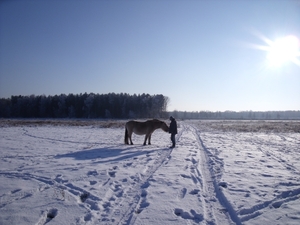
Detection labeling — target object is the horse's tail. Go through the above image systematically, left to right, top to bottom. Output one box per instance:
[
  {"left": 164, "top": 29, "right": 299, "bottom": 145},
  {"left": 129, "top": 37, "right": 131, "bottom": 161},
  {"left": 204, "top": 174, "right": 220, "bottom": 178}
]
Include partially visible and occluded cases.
[{"left": 124, "top": 127, "right": 129, "bottom": 144}]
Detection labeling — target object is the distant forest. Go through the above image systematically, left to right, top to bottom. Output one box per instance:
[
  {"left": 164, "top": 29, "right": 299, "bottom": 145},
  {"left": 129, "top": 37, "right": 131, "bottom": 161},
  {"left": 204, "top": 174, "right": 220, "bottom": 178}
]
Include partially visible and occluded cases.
[
  {"left": 0, "top": 93, "right": 299, "bottom": 120},
  {"left": 0, "top": 93, "right": 169, "bottom": 119},
  {"left": 171, "top": 110, "right": 300, "bottom": 120}
]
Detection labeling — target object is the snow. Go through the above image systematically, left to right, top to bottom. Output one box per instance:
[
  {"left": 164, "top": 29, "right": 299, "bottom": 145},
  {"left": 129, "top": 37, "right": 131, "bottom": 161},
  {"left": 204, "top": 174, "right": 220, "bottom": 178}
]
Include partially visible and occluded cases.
[{"left": 0, "top": 120, "right": 300, "bottom": 225}]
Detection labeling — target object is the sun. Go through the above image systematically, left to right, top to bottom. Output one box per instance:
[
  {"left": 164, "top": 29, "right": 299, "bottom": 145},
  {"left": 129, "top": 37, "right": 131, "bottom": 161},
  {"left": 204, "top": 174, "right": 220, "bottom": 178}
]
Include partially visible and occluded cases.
[
  {"left": 249, "top": 31, "right": 300, "bottom": 68},
  {"left": 267, "top": 35, "right": 300, "bottom": 67}
]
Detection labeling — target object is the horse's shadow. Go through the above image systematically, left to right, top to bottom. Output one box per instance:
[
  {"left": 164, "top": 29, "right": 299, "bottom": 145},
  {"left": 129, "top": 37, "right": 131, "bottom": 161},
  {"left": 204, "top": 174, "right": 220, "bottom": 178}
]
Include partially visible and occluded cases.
[{"left": 55, "top": 145, "right": 157, "bottom": 163}]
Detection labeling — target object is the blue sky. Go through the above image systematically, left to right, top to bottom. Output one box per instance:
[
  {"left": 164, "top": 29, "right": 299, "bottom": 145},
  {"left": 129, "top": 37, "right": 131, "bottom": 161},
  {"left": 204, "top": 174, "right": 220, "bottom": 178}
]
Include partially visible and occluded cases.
[{"left": 1, "top": 0, "right": 299, "bottom": 112}]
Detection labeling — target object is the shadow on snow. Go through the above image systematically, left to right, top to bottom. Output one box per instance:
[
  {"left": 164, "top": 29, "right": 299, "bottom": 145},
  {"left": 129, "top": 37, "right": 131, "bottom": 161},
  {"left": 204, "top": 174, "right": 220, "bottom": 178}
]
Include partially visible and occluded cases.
[{"left": 55, "top": 145, "right": 158, "bottom": 163}]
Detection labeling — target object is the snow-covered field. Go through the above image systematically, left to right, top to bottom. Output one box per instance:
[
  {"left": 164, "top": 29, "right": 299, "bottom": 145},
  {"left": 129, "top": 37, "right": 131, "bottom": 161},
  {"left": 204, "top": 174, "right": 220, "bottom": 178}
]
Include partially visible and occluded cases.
[{"left": 0, "top": 120, "right": 300, "bottom": 225}]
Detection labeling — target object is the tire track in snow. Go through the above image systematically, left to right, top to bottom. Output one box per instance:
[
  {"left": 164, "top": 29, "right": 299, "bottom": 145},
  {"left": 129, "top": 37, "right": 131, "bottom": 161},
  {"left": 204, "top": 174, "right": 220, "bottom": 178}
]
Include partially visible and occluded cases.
[
  {"left": 188, "top": 124, "right": 241, "bottom": 225},
  {"left": 114, "top": 128, "right": 185, "bottom": 225},
  {"left": 115, "top": 150, "right": 173, "bottom": 225}
]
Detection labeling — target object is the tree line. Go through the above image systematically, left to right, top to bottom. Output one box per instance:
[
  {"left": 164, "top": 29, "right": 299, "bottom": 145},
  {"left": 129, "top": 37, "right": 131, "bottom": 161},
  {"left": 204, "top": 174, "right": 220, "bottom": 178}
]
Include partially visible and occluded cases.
[
  {"left": 0, "top": 93, "right": 169, "bottom": 119},
  {"left": 1, "top": 93, "right": 299, "bottom": 120},
  {"left": 171, "top": 110, "right": 300, "bottom": 120}
]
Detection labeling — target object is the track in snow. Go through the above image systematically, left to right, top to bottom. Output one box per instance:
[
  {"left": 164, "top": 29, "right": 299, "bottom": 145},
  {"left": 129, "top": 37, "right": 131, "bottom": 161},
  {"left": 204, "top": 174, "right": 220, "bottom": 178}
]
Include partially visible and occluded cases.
[
  {"left": 2, "top": 122, "right": 299, "bottom": 225},
  {"left": 179, "top": 124, "right": 239, "bottom": 225},
  {"left": 114, "top": 130, "right": 184, "bottom": 225}
]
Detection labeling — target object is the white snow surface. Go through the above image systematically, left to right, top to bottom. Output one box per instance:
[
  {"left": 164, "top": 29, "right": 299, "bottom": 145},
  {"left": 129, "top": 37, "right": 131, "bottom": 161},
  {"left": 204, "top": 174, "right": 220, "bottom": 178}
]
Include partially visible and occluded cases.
[{"left": 0, "top": 120, "right": 300, "bottom": 225}]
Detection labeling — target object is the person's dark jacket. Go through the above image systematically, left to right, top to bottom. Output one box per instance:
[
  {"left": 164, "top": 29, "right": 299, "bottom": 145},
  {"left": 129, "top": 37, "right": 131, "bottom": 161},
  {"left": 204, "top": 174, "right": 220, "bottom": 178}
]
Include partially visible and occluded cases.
[{"left": 169, "top": 118, "right": 178, "bottom": 134}]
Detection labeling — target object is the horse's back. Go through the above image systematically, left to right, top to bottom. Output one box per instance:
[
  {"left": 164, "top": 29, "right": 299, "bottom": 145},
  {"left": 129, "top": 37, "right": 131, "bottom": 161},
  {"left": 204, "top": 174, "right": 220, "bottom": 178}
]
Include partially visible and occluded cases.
[
  {"left": 127, "top": 119, "right": 161, "bottom": 129},
  {"left": 126, "top": 120, "right": 143, "bottom": 129},
  {"left": 126, "top": 120, "right": 149, "bottom": 134},
  {"left": 126, "top": 120, "right": 139, "bottom": 125}
]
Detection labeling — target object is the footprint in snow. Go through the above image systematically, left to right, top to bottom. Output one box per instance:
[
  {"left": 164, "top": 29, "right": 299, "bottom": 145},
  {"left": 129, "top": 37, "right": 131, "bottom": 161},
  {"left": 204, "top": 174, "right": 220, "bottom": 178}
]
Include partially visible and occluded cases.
[
  {"left": 191, "top": 157, "right": 197, "bottom": 164},
  {"left": 124, "top": 162, "right": 133, "bottom": 167},
  {"left": 107, "top": 166, "right": 118, "bottom": 177},
  {"left": 87, "top": 170, "right": 98, "bottom": 176},
  {"left": 108, "top": 171, "right": 116, "bottom": 177},
  {"left": 180, "top": 174, "right": 192, "bottom": 179},
  {"left": 90, "top": 180, "right": 97, "bottom": 185},
  {"left": 141, "top": 181, "right": 150, "bottom": 189},
  {"left": 111, "top": 182, "right": 122, "bottom": 192},
  {"left": 218, "top": 182, "right": 228, "bottom": 188},
  {"left": 11, "top": 188, "right": 22, "bottom": 194},
  {"left": 178, "top": 188, "right": 187, "bottom": 199},
  {"left": 135, "top": 189, "right": 150, "bottom": 214},
  {"left": 141, "top": 189, "right": 147, "bottom": 197},
  {"left": 189, "top": 189, "right": 200, "bottom": 195},
  {"left": 80, "top": 192, "right": 89, "bottom": 202},
  {"left": 102, "top": 201, "right": 112, "bottom": 211},
  {"left": 37, "top": 208, "right": 58, "bottom": 225},
  {"left": 46, "top": 208, "right": 58, "bottom": 221},
  {"left": 174, "top": 208, "right": 203, "bottom": 222},
  {"left": 84, "top": 213, "right": 92, "bottom": 222}
]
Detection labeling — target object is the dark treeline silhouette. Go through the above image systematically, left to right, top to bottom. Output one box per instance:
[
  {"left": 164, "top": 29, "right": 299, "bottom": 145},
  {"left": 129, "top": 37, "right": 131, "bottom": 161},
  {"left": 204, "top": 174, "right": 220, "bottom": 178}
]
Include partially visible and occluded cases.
[
  {"left": 0, "top": 93, "right": 169, "bottom": 119},
  {"left": 1, "top": 93, "right": 299, "bottom": 120},
  {"left": 171, "top": 110, "right": 300, "bottom": 120}
]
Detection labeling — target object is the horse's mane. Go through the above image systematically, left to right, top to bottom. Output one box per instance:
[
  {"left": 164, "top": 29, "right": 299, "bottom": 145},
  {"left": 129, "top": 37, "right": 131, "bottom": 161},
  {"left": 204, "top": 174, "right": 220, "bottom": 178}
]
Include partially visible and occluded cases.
[{"left": 148, "top": 119, "right": 164, "bottom": 124}]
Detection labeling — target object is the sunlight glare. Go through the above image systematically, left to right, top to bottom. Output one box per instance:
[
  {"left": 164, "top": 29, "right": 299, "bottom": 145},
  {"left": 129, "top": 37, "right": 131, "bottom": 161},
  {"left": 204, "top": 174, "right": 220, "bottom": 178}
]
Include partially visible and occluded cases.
[
  {"left": 248, "top": 30, "right": 300, "bottom": 69},
  {"left": 267, "top": 35, "right": 300, "bottom": 67}
]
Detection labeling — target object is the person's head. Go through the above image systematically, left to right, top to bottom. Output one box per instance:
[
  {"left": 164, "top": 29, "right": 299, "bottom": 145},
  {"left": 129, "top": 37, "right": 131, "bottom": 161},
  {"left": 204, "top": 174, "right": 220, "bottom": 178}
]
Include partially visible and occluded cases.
[{"left": 169, "top": 116, "right": 174, "bottom": 121}]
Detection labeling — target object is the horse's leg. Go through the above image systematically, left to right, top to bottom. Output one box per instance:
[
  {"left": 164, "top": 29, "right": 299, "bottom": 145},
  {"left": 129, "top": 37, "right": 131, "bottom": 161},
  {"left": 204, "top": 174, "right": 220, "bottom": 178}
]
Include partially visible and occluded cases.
[
  {"left": 125, "top": 128, "right": 128, "bottom": 144},
  {"left": 129, "top": 131, "right": 133, "bottom": 145},
  {"left": 148, "top": 133, "right": 152, "bottom": 145},
  {"left": 143, "top": 134, "right": 148, "bottom": 145}
]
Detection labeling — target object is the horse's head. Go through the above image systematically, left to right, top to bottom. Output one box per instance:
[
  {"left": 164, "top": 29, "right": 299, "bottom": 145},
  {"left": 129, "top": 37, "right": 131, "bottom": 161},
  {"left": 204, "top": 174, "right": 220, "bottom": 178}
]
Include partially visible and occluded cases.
[{"left": 161, "top": 121, "right": 169, "bottom": 132}]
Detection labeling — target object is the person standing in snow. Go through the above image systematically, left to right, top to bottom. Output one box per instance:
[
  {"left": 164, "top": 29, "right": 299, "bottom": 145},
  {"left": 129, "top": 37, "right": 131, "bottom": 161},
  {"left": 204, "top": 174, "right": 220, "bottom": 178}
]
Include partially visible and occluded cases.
[{"left": 169, "top": 116, "right": 177, "bottom": 148}]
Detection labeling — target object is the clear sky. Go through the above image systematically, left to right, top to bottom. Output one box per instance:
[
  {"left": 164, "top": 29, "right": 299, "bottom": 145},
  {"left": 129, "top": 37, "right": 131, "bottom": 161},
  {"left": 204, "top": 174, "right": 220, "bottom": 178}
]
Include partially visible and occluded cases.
[{"left": 1, "top": 0, "right": 299, "bottom": 112}]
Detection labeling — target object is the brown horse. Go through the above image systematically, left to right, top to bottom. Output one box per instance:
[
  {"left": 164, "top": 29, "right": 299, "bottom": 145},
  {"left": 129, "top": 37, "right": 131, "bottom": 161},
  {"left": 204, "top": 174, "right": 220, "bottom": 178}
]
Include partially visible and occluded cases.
[{"left": 124, "top": 119, "right": 169, "bottom": 145}]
